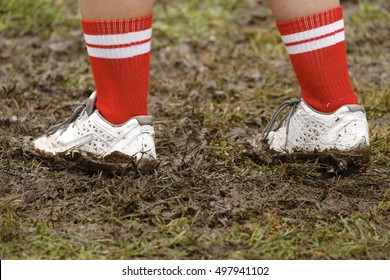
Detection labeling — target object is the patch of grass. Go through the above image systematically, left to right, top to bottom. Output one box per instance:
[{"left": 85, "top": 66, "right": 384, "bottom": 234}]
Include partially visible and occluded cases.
[
  {"left": 0, "top": 0, "right": 79, "bottom": 37},
  {"left": 154, "top": 0, "right": 238, "bottom": 43},
  {"left": 350, "top": 0, "right": 390, "bottom": 24},
  {"left": 0, "top": 211, "right": 21, "bottom": 244},
  {"left": 3, "top": 212, "right": 387, "bottom": 259},
  {"left": 218, "top": 213, "right": 389, "bottom": 259},
  {"left": 1, "top": 222, "right": 103, "bottom": 259}
]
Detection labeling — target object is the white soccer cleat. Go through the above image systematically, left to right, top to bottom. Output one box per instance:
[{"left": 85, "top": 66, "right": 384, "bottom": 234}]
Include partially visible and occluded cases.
[
  {"left": 32, "top": 92, "right": 158, "bottom": 174},
  {"left": 261, "top": 99, "right": 370, "bottom": 169}
]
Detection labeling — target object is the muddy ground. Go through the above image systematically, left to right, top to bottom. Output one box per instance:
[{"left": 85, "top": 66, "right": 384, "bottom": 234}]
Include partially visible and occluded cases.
[{"left": 0, "top": 0, "right": 389, "bottom": 259}]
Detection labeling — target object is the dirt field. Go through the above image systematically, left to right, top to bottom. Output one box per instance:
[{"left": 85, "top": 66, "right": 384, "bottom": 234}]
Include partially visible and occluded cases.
[{"left": 0, "top": 0, "right": 389, "bottom": 259}]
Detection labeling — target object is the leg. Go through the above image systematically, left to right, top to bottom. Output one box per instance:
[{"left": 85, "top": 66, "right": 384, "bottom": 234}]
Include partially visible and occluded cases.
[
  {"left": 33, "top": 0, "right": 158, "bottom": 174},
  {"left": 79, "top": 0, "right": 152, "bottom": 20},
  {"left": 261, "top": 0, "right": 370, "bottom": 169},
  {"left": 267, "top": 0, "right": 339, "bottom": 22}
]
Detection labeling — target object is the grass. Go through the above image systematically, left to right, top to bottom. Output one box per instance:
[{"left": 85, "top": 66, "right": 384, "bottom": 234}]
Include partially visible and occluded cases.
[
  {"left": 0, "top": 0, "right": 389, "bottom": 260},
  {"left": 0, "top": 0, "right": 79, "bottom": 37},
  {"left": 154, "top": 0, "right": 234, "bottom": 43},
  {"left": 350, "top": 0, "right": 390, "bottom": 23},
  {"left": 1, "top": 213, "right": 388, "bottom": 259}
]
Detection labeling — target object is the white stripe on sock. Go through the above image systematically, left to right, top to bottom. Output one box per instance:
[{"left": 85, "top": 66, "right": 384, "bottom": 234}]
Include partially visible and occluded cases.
[
  {"left": 281, "top": 19, "right": 344, "bottom": 44},
  {"left": 84, "top": 28, "right": 152, "bottom": 46},
  {"left": 285, "top": 30, "right": 345, "bottom": 55},
  {"left": 86, "top": 41, "right": 151, "bottom": 59}
]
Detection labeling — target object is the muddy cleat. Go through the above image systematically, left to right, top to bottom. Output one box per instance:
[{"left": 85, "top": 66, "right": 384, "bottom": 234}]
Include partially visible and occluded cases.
[
  {"left": 32, "top": 92, "right": 158, "bottom": 174},
  {"left": 261, "top": 99, "right": 370, "bottom": 170}
]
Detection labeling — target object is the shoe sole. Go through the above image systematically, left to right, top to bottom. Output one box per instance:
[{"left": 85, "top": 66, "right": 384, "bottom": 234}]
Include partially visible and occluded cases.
[
  {"left": 26, "top": 142, "right": 159, "bottom": 175},
  {"left": 247, "top": 142, "right": 370, "bottom": 173},
  {"left": 287, "top": 146, "right": 370, "bottom": 172}
]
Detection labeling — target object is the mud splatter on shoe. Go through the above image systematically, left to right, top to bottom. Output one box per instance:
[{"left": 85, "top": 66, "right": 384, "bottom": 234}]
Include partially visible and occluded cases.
[
  {"left": 32, "top": 92, "right": 158, "bottom": 174},
  {"left": 259, "top": 99, "right": 370, "bottom": 171}
]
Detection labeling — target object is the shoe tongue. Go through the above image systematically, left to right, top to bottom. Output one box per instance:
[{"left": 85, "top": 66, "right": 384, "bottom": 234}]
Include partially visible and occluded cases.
[
  {"left": 85, "top": 91, "right": 97, "bottom": 116},
  {"left": 46, "top": 92, "right": 97, "bottom": 136}
]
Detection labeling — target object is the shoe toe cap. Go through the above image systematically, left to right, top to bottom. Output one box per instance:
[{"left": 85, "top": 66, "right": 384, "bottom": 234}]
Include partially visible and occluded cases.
[
  {"left": 266, "top": 128, "right": 288, "bottom": 153},
  {"left": 33, "top": 135, "right": 57, "bottom": 155}
]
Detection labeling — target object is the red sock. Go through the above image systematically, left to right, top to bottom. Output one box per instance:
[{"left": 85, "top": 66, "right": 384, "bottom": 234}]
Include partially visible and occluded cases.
[
  {"left": 276, "top": 6, "right": 358, "bottom": 112},
  {"left": 81, "top": 15, "right": 152, "bottom": 124}
]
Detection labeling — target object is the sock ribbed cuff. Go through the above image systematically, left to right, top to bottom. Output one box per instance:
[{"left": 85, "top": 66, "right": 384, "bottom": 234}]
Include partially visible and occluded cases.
[{"left": 81, "top": 15, "right": 153, "bottom": 60}]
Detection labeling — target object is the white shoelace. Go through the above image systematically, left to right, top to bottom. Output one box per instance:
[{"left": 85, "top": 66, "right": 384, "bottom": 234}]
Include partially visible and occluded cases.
[
  {"left": 47, "top": 96, "right": 95, "bottom": 136},
  {"left": 261, "top": 99, "right": 300, "bottom": 150}
]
